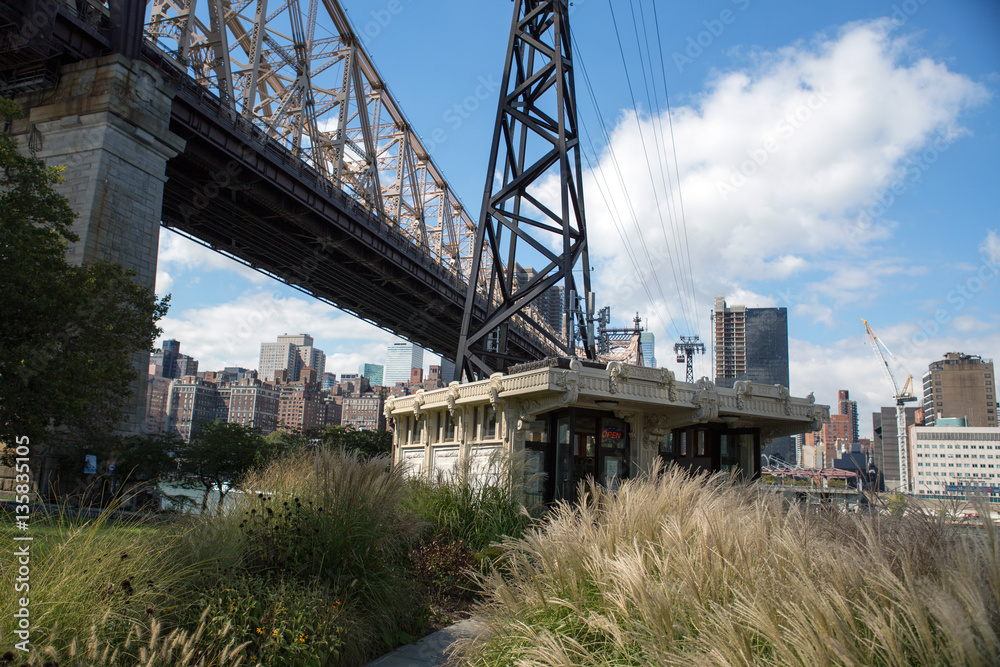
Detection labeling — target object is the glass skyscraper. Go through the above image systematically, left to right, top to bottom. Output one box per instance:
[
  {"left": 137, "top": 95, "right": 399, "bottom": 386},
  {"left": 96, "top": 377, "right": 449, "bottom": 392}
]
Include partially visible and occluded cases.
[
  {"left": 713, "top": 296, "right": 792, "bottom": 461},
  {"left": 384, "top": 342, "right": 423, "bottom": 386},
  {"left": 358, "top": 363, "right": 385, "bottom": 386}
]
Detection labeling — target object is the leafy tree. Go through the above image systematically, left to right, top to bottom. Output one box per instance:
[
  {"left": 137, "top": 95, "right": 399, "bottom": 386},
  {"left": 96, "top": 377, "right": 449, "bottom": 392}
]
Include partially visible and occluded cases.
[
  {"left": 0, "top": 99, "right": 168, "bottom": 469},
  {"left": 181, "top": 421, "right": 276, "bottom": 511},
  {"left": 319, "top": 424, "right": 392, "bottom": 459},
  {"left": 264, "top": 428, "right": 313, "bottom": 457},
  {"left": 113, "top": 432, "right": 180, "bottom": 484}
]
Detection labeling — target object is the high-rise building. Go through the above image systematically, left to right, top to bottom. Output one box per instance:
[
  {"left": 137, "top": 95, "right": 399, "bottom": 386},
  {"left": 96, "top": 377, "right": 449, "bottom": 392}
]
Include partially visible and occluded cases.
[
  {"left": 514, "top": 264, "right": 564, "bottom": 333},
  {"left": 712, "top": 296, "right": 789, "bottom": 389},
  {"left": 713, "top": 296, "right": 791, "bottom": 461},
  {"left": 640, "top": 332, "right": 656, "bottom": 368},
  {"left": 259, "top": 333, "right": 325, "bottom": 382},
  {"left": 150, "top": 339, "right": 198, "bottom": 379},
  {"left": 385, "top": 342, "right": 423, "bottom": 386},
  {"left": 922, "top": 353, "right": 996, "bottom": 428},
  {"left": 439, "top": 357, "right": 456, "bottom": 384},
  {"left": 358, "top": 363, "right": 385, "bottom": 386},
  {"left": 223, "top": 366, "right": 249, "bottom": 381},
  {"left": 322, "top": 372, "right": 337, "bottom": 392},
  {"left": 144, "top": 373, "right": 172, "bottom": 435},
  {"left": 225, "top": 375, "right": 280, "bottom": 434},
  {"left": 164, "top": 376, "right": 227, "bottom": 442},
  {"left": 277, "top": 383, "right": 326, "bottom": 433},
  {"left": 838, "top": 390, "right": 859, "bottom": 445},
  {"left": 342, "top": 392, "right": 386, "bottom": 431},
  {"left": 873, "top": 406, "right": 923, "bottom": 492},
  {"left": 804, "top": 413, "right": 853, "bottom": 467},
  {"left": 911, "top": 421, "right": 1000, "bottom": 499}
]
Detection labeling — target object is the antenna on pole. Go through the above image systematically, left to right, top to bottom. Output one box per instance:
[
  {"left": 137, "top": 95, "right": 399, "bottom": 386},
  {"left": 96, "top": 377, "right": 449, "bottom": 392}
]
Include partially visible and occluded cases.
[{"left": 454, "top": 0, "right": 594, "bottom": 382}]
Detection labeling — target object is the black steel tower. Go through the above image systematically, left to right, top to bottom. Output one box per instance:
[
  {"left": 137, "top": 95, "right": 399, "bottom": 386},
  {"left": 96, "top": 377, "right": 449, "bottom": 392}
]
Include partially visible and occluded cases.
[{"left": 454, "top": 0, "right": 594, "bottom": 381}]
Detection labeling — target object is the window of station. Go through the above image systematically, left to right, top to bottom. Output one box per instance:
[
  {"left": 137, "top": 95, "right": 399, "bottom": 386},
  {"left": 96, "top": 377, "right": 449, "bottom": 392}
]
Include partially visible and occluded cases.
[
  {"left": 485, "top": 405, "right": 498, "bottom": 439},
  {"left": 441, "top": 411, "right": 456, "bottom": 442},
  {"left": 523, "top": 419, "right": 549, "bottom": 508},
  {"left": 660, "top": 426, "right": 760, "bottom": 481}
]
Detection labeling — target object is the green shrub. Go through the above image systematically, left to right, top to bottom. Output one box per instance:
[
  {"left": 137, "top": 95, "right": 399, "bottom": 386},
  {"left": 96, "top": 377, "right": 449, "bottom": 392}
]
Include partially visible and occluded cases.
[
  {"left": 216, "top": 448, "right": 426, "bottom": 664},
  {"left": 405, "top": 449, "right": 534, "bottom": 553},
  {"left": 0, "top": 508, "right": 192, "bottom": 656},
  {"left": 194, "top": 572, "right": 343, "bottom": 666}
]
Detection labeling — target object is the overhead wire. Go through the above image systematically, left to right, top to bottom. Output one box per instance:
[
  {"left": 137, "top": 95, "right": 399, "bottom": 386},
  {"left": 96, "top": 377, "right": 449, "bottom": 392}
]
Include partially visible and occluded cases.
[
  {"left": 605, "top": 0, "right": 699, "bottom": 338},
  {"left": 625, "top": 0, "right": 697, "bottom": 333},
  {"left": 632, "top": 0, "right": 701, "bottom": 335},
  {"left": 650, "top": 0, "right": 705, "bottom": 349},
  {"left": 571, "top": 34, "right": 682, "bottom": 342}
]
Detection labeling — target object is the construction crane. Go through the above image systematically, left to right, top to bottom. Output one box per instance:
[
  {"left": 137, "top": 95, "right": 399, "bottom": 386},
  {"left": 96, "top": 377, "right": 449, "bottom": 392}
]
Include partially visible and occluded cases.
[
  {"left": 862, "top": 319, "right": 917, "bottom": 493},
  {"left": 674, "top": 336, "right": 705, "bottom": 383}
]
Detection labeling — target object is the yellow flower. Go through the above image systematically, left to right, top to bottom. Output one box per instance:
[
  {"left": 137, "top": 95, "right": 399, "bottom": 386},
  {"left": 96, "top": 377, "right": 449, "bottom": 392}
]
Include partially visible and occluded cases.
[
  {"left": 255, "top": 628, "right": 263, "bottom": 635},
  {"left": 271, "top": 629, "right": 279, "bottom": 639},
  {"left": 298, "top": 634, "right": 307, "bottom": 643}
]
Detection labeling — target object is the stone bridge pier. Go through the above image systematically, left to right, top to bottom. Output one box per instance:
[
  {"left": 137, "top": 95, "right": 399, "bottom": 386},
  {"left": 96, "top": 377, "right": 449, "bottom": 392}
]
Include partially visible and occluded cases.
[{"left": 11, "top": 54, "right": 185, "bottom": 433}]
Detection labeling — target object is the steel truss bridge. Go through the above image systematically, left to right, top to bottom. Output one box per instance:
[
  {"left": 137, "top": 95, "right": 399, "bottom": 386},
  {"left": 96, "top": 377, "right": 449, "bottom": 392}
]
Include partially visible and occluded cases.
[{"left": 0, "top": 0, "right": 559, "bottom": 364}]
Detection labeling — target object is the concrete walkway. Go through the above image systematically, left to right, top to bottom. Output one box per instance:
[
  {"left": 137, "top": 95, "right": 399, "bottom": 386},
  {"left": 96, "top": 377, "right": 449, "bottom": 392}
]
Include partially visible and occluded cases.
[{"left": 363, "top": 619, "right": 486, "bottom": 667}]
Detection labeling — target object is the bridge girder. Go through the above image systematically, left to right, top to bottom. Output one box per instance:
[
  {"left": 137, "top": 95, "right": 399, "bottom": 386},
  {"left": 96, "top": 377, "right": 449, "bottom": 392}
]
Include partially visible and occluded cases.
[{"left": 145, "top": 0, "right": 483, "bottom": 287}]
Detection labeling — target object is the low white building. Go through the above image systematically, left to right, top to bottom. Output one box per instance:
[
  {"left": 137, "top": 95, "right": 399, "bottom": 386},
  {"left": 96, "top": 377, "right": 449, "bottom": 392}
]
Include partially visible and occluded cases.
[
  {"left": 385, "top": 358, "right": 828, "bottom": 506},
  {"left": 911, "top": 423, "right": 1000, "bottom": 501}
]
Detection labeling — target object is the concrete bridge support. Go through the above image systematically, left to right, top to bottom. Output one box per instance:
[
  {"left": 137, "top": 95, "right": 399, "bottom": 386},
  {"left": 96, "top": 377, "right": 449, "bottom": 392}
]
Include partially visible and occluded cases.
[{"left": 11, "top": 54, "right": 185, "bottom": 433}]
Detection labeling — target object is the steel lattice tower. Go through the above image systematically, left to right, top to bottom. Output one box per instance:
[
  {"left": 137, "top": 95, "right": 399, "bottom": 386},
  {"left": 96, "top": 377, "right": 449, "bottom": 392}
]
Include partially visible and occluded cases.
[
  {"left": 455, "top": 0, "right": 594, "bottom": 381},
  {"left": 674, "top": 336, "right": 705, "bottom": 383}
]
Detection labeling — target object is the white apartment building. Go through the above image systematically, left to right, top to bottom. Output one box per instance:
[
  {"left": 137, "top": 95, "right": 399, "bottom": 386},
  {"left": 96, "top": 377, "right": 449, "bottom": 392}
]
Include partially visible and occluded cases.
[
  {"left": 259, "top": 334, "right": 325, "bottom": 381},
  {"left": 911, "top": 423, "right": 1000, "bottom": 501}
]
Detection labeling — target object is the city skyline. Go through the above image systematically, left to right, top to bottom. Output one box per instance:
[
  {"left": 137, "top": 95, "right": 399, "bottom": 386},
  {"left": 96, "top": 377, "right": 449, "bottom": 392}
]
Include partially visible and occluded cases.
[{"left": 151, "top": 0, "right": 999, "bottom": 438}]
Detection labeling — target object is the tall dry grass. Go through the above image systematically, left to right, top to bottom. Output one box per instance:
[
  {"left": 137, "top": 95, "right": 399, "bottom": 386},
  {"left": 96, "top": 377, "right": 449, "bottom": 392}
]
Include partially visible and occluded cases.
[{"left": 461, "top": 464, "right": 1000, "bottom": 666}]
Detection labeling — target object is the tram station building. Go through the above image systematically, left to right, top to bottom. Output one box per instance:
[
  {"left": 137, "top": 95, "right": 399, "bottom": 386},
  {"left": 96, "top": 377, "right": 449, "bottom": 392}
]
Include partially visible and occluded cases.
[{"left": 385, "top": 358, "right": 828, "bottom": 505}]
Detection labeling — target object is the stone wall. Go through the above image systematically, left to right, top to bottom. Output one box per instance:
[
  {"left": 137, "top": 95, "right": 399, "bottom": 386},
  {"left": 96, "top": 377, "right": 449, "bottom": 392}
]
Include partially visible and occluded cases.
[{"left": 11, "top": 54, "right": 185, "bottom": 433}]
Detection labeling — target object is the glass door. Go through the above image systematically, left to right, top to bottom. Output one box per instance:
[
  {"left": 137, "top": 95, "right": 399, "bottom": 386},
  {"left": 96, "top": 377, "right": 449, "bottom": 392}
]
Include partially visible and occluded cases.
[
  {"left": 573, "top": 415, "right": 598, "bottom": 492},
  {"left": 600, "top": 417, "right": 628, "bottom": 492}
]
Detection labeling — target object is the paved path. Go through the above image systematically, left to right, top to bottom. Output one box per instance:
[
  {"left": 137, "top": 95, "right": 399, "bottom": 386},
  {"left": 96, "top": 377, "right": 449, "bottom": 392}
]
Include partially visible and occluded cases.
[{"left": 363, "top": 619, "right": 486, "bottom": 667}]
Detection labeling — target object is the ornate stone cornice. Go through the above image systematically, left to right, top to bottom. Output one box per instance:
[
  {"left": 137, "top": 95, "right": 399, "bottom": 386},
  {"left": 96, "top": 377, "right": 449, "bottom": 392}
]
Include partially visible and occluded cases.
[
  {"left": 515, "top": 358, "right": 582, "bottom": 431},
  {"left": 693, "top": 377, "right": 719, "bottom": 423},
  {"left": 734, "top": 380, "right": 753, "bottom": 410},
  {"left": 412, "top": 389, "right": 425, "bottom": 420}
]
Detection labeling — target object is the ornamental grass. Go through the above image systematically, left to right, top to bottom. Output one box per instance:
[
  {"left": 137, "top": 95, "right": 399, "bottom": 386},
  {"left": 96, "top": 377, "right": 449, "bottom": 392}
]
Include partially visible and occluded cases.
[{"left": 460, "top": 464, "right": 1000, "bottom": 667}]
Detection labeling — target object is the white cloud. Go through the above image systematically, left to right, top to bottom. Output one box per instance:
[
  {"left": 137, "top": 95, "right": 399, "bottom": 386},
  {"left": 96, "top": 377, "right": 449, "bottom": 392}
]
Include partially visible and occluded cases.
[
  {"left": 581, "top": 19, "right": 987, "bottom": 387},
  {"left": 157, "top": 228, "right": 269, "bottom": 284},
  {"left": 982, "top": 229, "right": 1000, "bottom": 264},
  {"left": 155, "top": 270, "right": 174, "bottom": 296},
  {"left": 157, "top": 290, "right": 396, "bottom": 373}
]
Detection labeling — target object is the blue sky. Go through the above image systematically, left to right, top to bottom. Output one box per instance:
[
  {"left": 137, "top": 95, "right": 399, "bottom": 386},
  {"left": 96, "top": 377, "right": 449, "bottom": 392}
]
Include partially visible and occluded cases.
[{"left": 154, "top": 0, "right": 999, "bottom": 437}]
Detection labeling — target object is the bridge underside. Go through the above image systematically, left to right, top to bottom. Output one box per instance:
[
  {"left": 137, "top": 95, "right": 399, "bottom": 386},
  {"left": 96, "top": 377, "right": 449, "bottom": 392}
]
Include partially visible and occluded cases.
[
  {"left": 0, "top": 0, "right": 551, "bottom": 368},
  {"left": 162, "top": 75, "right": 547, "bottom": 364},
  {"left": 162, "top": 86, "right": 460, "bottom": 353}
]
